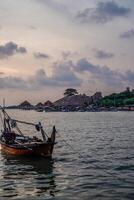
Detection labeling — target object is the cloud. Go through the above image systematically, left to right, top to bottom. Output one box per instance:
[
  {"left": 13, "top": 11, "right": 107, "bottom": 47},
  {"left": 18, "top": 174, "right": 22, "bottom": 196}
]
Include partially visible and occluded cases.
[
  {"left": 76, "top": 1, "right": 130, "bottom": 24},
  {"left": 120, "top": 29, "right": 134, "bottom": 39},
  {"left": 0, "top": 42, "right": 27, "bottom": 59},
  {"left": 17, "top": 47, "right": 27, "bottom": 54},
  {"left": 93, "top": 49, "right": 114, "bottom": 59},
  {"left": 62, "top": 51, "right": 78, "bottom": 60},
  {"left": 62, "top": 51, "right": 72, "bottom": 60},
  {"left": 34, "top": 52, "right": 50, "bottom": 59},
  {"left": 0, "top": 57, "right": 133, "bottom": 90},
  {"left": 74, "top": 58, "right": 134, "bottom": 86},
  {"left": 30, "top": 59, "right": 134, "bottom": 89},
  {"left": 0, "top": 60, "right": 82, "bottom": 90},
  {"left": 50, "top": 60, "right": 82, "bottom": 86},
  {"left": 30, "top": 66, "right": 82, "bottom": 87},
  {"left": 125, "top": 70, "right": 134, "bottom": 83},
  {"left": 0, "top": 72, "right": 4, "bottom": 75},
  {"left": 0, "top": 76, "right": 27, "bottom": 89}
]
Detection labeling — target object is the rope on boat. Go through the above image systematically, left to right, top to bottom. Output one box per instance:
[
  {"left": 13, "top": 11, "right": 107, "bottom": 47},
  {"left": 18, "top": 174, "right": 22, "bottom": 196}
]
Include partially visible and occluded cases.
[
  {"left": 11, "top": 119, "right": 36, "bottom": 126},
  {"left": 15, "top": 124, "right": 24, "bottom": 136},
  {"left": 57, "top": 131, "right": 84, "bottom": 159},
  {"left": 15, "top": 140, "right": 33, "bottom": 151}
]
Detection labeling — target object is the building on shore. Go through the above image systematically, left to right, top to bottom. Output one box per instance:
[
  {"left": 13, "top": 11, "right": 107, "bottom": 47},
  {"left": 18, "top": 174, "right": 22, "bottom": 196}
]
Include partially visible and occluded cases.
[
  {"left": 18, "top": 92, "right": 102, "bottom": 111},
  {"left": 54, "top": 92, "right": 102, "bottom": 111},
  {"left": 91, "top": 92, "right": 102, "bottom": 103},
  {"left": 44, "top": 100, "right": 54, "bottom": 107},
  {"left": 44, "top": 100, "right": 55, "bottom": 111},
  {"left": 18, "top": 101, "right": 33, "bottom": 110},
  {"left": 35, "top": 102, "right": 44, "bottom": 109}
]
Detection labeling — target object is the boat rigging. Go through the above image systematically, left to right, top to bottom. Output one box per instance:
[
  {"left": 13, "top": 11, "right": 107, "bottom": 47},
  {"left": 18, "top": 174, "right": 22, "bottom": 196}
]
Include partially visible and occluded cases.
[{"left": 0, "top": 108, "right": 57, "bottom": 157}]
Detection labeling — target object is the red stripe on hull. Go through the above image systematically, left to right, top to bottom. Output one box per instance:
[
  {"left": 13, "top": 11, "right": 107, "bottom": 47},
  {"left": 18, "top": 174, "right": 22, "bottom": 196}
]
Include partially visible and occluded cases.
[{"left": 0, "top": 143, "right": 54, "bottom": 157}]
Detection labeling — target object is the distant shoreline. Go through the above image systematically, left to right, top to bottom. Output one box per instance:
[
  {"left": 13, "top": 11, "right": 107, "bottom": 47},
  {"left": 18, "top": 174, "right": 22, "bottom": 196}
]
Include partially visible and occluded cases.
[{"left": 2, "top": 107, "right": 134, "bottom": 112}]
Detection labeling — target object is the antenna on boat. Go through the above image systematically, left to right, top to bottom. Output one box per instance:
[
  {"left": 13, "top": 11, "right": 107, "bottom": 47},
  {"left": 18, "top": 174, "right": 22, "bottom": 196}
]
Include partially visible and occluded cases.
[{"left": 3, "top": 98, "right": 5, "bottom": 109}]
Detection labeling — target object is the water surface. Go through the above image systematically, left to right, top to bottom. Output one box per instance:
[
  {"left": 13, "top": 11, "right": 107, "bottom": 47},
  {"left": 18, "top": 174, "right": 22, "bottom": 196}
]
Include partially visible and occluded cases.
[{"left": 0, "top": 110, "right": 134, "bottom": 199}]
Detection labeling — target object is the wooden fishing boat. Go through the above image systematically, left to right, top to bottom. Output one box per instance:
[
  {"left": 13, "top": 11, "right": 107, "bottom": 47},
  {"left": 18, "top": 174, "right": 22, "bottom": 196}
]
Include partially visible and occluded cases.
[{"left": 0, "top": 108, "right": 56, "bottom": 157}]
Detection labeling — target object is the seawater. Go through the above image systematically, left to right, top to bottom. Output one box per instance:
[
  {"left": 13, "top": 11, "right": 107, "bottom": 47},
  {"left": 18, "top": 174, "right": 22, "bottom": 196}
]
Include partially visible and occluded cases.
[{"left": 0, "top": 110, "right": 134, "bottom": 200}]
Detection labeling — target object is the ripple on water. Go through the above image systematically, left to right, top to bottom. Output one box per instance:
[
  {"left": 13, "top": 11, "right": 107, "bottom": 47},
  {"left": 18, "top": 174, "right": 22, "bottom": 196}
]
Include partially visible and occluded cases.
[{"left": 0, "top": 111, "right": 134, "bottom": 199}]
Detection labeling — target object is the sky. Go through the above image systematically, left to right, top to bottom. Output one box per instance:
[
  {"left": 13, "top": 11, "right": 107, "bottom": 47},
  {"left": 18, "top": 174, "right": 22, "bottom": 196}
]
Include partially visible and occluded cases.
[{"left": 0, "top": 0, "right": 134, "bottom": 105}]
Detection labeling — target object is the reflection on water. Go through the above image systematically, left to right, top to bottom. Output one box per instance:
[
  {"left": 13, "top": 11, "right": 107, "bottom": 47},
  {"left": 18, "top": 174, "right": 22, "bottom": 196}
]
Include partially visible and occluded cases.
[
  {"left": 0, "top": 110, "right": 134, "bottom": 199},
  {"left": 0, "top": 153, "right": 57, "bottom": 199}
]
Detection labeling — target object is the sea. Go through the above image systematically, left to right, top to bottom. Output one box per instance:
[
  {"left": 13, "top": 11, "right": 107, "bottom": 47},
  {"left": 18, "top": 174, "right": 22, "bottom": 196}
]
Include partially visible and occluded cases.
[{"left": 0, "top": 110, "right": 134, "bottom": 200}]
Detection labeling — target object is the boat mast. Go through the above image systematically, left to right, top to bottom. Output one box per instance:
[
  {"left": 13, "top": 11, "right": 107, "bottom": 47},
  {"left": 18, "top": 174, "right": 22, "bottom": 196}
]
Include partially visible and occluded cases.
[{"left": 3, "top": 98, "right": 7, "bottom": 131}]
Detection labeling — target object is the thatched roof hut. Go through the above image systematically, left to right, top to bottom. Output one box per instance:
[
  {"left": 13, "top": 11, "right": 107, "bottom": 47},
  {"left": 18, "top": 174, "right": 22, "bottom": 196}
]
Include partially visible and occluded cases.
[
  {"left": 19, "top": 100, "right": 33, "bottom": 109},
  {"left": 44, "top": 100, "right": 54, "bottom": 107},
  {"left": 35, "top": 102, "right": 44, "bottom": 108}
]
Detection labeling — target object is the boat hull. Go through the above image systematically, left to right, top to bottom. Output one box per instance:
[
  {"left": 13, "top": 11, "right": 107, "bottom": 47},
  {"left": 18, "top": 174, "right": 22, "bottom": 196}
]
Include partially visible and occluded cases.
[{"left": 0, "top": 142, "right": 55, "bottom": 157}]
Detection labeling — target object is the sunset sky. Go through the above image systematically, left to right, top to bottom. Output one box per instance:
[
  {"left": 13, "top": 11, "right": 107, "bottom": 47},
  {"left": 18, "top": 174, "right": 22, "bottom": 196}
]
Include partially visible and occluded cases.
[{"left": 0, "top": 0, "right": 134, "bottom": 105}]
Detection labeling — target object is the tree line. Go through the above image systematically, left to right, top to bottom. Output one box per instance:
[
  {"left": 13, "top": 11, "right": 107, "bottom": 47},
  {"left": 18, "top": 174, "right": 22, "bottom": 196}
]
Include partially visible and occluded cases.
[{"left": 96, "top": 89, "right": 134, "bottom": 107}]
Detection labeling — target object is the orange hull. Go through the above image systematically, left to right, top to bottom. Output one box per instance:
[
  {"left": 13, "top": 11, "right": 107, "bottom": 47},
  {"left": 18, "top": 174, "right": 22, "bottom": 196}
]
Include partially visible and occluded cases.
[{"left": 0, "top": 142, "right": 55, "bottom": 157}]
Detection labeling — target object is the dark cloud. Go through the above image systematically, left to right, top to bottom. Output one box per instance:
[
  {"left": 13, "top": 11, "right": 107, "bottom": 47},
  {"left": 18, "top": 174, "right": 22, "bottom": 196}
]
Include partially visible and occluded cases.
[
  {"left": 76, "top": 1, "right": 130, "bottom": 24},
  {"left": 120, "top": 29, "right": 134, "bottom": 39},
  {"left": 0, "top": 42, "right": 27, "bottom": 59},
  {"left": 93, "top": 49, "right": 114, "bottom": 59},
  {"left": 34, "top": 52, "right": 50, "bottom": 59},
  {"left": 0, "top": 58, "right": 133, "bottom": 90},
  {"left": 74, "top": 58, "right": 134, "bottom": 86},
  {"left": 75, "top": 58, "right": 96, "bottom": 73},
  {"left": 0, "top": 60, "right": 82, "bottom": 90},
  {"left": 30, "top": 60, "right": 134, "bottom": 88},
  {"left": 51, "top": 60, "right": 82, "bottom": 86},
  {"left": 30, "top": 66, "right": 82, "bottom": 87}
]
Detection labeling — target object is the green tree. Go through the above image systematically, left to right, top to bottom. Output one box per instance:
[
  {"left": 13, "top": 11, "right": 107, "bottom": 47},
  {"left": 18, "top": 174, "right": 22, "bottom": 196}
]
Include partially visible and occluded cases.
[
  {"left": 64, "top": 88, "right": 78, "bottom": 97},
  {"left": 97, "top": 89, "right": 134, "bottom": 107},
  {"left": 124, "top": 98, "right": 134, "bottom": 105},
  {"left": 101, "top": 99, "right": 113, "bottom": 107}
]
